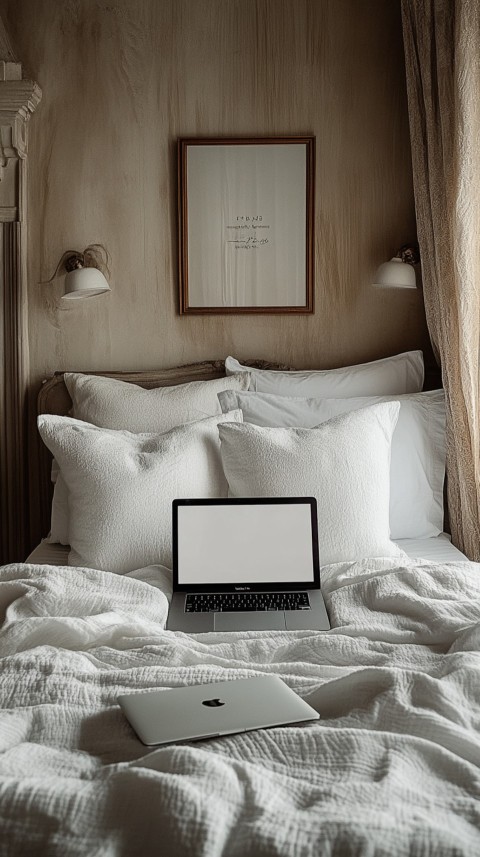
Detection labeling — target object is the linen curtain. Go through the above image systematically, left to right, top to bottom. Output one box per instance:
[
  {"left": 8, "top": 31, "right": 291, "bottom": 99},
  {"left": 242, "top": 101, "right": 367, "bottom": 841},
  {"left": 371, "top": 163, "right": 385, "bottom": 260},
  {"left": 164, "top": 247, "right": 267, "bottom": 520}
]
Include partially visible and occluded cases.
[{"left": 401, "top": 0, "right": 480, "bottom": 560}]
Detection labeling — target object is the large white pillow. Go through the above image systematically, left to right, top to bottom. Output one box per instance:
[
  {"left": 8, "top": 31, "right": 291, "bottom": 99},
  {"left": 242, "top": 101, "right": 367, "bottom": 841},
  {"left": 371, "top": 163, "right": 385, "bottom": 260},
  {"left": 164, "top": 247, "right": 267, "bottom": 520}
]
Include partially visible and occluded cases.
[
  {"left": 225, "top": 352, "right": 424, "bottom": 397},
  {"left": 47, "top": 371, "right": 250, "bottom": 545},
  {"left": 64, "top": 371, "right": 251, "bottom": 432},
  {"left": 218, "top": 388, "right": 446, "bottom": 540},
  {"left": 218, "top": 403, "right": 405, "bottom": 567},
  {"left": 38, "top": 410, "right": 243, "bottom": 574}
]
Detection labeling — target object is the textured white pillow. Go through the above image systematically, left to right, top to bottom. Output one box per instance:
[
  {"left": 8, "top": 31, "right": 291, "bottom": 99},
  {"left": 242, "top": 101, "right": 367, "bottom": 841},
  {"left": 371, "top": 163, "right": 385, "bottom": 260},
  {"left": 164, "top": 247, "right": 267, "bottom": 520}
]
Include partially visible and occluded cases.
[
  {"left": 225, "top": 352, "right": 424, "bottom": 397},
  {"left": 64, "top": 371, "right": 251, "bottom": 432},
  {"left": 47, "top": 372, "right": 250, "bottom": 545},
  {"left": 218, "top": 388, "right": 446, "bottom": 540},
  {"left": 218, "top": 403, "right": 405, "bottom": 566},
  {"left": 38, "top": 410, "right": 243, "bottom": 574},
  {"left": 48, "top": 465, "right": 69, "bottom": 546}
]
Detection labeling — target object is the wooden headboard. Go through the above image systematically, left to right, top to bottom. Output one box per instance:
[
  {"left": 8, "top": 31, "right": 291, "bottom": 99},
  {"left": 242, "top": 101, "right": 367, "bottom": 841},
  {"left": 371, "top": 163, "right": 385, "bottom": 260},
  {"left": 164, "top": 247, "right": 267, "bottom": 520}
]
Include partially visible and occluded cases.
[{"left": 36, "top": 358, "right": 289, "bottom": 540}]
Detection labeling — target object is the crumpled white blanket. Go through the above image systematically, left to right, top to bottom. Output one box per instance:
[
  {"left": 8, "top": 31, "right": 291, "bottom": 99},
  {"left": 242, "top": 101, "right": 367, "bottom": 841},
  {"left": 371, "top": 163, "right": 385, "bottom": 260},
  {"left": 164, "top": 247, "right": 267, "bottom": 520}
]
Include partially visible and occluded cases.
[{"left": 1, "top": 556, "right": 480, "bottom": 857}]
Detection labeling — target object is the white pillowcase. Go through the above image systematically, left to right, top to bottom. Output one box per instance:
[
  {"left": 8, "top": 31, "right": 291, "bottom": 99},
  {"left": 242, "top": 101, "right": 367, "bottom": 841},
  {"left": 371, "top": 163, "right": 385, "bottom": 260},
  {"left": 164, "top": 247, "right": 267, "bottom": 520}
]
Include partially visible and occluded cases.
[
  {"left": 225, "top": 352, "right": 424, "bottom": 397},
  {"left": 64, "top": 371, "right": 251, "bottom": 432},
  {"left": 47, "top": 372, "right": 250, "bottom": 545},
  {"left": 218, "top": 388, "right": 446, "bottom": 540},
  {"left": 218, "top": 403, "right": 405, "bottom": 567},
  {"left": 38, "top": 410, "right": 243, "bottom": 574},
  {"left": 48, "top": 459, "right": 69, "bottom": 546}
]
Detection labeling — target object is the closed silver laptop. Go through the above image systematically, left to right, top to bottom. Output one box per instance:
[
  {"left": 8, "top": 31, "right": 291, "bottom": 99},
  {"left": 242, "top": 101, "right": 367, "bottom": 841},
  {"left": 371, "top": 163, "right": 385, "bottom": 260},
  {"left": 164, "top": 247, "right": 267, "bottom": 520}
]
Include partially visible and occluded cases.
[
  {"left": 166, "top": 497, "right": 330, "bottom": 633},
  {"left": 118, "top": 675, "right": 320, "bottom": 746}
]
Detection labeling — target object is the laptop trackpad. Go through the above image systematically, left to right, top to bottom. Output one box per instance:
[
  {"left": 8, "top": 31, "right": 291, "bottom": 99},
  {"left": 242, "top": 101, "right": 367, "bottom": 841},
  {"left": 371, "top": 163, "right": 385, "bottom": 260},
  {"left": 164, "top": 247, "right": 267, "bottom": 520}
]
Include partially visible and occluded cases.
[{"left": 214, "top": 612, "right": 286, "bottom": 632}]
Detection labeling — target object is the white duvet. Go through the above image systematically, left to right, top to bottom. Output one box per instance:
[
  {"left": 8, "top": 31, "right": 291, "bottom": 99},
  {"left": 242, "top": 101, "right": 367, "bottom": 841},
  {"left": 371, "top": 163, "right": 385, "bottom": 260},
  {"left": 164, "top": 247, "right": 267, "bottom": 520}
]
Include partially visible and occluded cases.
[{"left": 1, "top": 556, "right": 480, "bottom": 856}]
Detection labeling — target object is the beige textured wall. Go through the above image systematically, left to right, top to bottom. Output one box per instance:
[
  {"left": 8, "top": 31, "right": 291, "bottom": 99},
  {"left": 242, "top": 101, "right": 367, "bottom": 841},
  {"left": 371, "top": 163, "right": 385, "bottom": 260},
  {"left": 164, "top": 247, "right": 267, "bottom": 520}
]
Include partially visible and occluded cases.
[
  {"left": 1, "top": 0, "right": 432, "bottom": 550},
  {"left": 2, "top": 0, "right": 428, "bottom": 384}
]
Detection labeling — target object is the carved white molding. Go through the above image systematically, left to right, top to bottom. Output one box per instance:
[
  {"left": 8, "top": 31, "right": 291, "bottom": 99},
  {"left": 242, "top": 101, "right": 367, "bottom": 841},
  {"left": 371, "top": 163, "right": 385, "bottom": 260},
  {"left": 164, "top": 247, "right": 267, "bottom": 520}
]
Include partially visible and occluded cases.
[
  {"left": 0, "top": 15, "right": 19, "bottom": 65},
  {"left": 0, "top": 61, "right": 22, "bottom": 80},
  {"left": 0, "top": 76, "right": 41, "bottom": 562},
  {"left": 0, "top": 79, "right": 41, "bottom": 199}
]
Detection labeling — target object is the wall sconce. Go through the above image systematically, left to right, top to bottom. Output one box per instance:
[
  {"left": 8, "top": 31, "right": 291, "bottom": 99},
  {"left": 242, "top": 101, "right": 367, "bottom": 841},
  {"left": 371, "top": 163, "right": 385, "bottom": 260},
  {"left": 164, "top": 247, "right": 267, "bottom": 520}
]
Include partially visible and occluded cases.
[
  {"left": 43, "top": 244, "right": 111, "bottom": 300},
  {"left": 374, "top": 244, "right": 420, "bottom": 289}
]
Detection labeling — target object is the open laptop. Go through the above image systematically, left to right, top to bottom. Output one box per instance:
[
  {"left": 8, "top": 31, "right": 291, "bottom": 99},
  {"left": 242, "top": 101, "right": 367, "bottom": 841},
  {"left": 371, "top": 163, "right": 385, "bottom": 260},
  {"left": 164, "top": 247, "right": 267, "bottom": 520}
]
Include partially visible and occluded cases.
[
  {"left": 166, "top": 497, "right": 330, "bottom": 633},
  {"left": 118, "top": 675, "right": 320, "bottom": 746}
]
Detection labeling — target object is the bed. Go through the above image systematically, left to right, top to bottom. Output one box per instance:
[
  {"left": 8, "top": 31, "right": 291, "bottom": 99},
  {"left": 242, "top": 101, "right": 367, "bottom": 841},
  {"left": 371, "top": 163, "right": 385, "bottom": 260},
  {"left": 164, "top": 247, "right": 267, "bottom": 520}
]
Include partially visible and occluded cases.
[{"left": 2, "top": 353, "right": 479, "bottom": 856}]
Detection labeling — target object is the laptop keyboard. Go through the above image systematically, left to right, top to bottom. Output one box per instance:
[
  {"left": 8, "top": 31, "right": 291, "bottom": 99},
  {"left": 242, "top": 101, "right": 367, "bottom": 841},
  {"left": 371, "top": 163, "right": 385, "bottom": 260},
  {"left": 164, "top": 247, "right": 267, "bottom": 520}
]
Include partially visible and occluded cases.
[{"left": 185, "top": 592, "right": 311, "bottom": 613}]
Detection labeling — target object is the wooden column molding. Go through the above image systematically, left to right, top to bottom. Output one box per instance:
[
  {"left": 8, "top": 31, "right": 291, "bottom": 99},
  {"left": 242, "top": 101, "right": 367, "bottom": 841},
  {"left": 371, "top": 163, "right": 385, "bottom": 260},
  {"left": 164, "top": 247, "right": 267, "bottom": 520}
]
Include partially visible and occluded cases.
[{"left": 0, "top": 77, "right": 41, "bottom": 563}]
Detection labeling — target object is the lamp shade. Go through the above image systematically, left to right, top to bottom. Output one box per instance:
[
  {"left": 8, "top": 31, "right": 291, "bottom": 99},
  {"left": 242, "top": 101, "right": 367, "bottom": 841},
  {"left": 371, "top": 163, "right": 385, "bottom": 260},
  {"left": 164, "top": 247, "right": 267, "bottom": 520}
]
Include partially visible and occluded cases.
[
  {"left": 373, "top": 257, "right": 416, "bottom": 289},
  {"left": 62, "top": 266, "right": 111, "bottom": 299}
]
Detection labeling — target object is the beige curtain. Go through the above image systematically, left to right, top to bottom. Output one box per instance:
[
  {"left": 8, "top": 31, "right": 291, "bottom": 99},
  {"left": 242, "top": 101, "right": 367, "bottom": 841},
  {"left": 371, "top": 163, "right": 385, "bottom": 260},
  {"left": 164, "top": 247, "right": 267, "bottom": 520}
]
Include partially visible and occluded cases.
[{"left": 401, "top": 0, "right": 480, "bottom": 560}]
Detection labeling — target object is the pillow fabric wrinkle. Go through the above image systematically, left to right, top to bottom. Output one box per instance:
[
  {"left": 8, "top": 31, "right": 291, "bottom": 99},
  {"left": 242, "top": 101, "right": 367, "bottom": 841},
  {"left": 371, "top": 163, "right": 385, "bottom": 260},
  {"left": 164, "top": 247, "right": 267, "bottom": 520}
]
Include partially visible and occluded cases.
[
  {"left": 225, "top": 352, "right": 424, "bottom": 397},
  {"left": 64, "top": 371, "right": 251, "bottom": 433},
  {"left": 218, "top": 403, "right": 404, "bottom": 567},
  {"left": 38, "top": 410, "right": 243, "bottom": 574}
]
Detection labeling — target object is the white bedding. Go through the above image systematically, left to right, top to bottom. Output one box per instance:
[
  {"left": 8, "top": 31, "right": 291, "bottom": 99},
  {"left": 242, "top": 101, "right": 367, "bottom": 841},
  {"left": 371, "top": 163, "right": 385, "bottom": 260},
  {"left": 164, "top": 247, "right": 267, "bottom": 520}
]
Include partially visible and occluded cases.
[
  {"left": 26, "top": 532, "right": 468, "bottom": 566},
  {"left": 396, "top": 533, "right": 468, "bottom": 563},
  {"left": 26, "top": 540, "right": 70, "bottom": 565},
  {"left": 1, "top": 555, "right": 480, "bottom": 855}
]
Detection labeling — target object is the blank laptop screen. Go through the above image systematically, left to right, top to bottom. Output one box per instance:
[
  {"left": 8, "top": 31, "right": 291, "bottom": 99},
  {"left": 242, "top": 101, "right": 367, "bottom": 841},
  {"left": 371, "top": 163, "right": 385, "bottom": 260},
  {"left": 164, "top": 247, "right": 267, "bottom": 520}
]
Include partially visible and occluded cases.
[{"left": 176, "top": 502, "right": 316, "bottom": 585}]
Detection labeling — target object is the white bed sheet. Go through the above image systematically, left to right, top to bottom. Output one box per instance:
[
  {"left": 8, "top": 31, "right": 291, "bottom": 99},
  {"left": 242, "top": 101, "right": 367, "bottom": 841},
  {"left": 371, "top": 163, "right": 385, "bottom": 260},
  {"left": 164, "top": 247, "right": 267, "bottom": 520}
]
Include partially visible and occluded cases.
[
  {"left": 396, "top": 532, "right": 468, "bottom": 562},
  {"left": 26, "top": 533, "right": 469, "bottom": 567},
  {"left": 26, "top": 540, "right": 69, "bottom": 566},
  {"left": 1, "top": 554, "right": 479, "bottom": 855}
]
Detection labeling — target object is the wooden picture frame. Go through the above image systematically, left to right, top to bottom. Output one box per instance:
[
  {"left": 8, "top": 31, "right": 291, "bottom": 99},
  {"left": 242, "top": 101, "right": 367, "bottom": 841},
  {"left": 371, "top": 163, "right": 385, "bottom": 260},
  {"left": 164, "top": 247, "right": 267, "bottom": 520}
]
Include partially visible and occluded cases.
[{"left": 178, "top": 136, "right": 315, "bottom": 314}]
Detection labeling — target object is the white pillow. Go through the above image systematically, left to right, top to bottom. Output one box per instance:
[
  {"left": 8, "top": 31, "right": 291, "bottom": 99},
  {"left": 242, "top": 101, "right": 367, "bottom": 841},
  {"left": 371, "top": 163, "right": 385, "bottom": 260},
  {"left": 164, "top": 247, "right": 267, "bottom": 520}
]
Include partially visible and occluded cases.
[
  {"left": 225, "top": 352, "right": 424, "bottom": 397},
  {"left": 64, "top": 371, "right": 251, "bottom": 432},
  {"left": 47, "top": 372, "right": 250, "bottom": 545},
  {"left": 218, "top": 388, "right": 446, "bottom": 540},
  {"left": 218, "top": 403, "right": 405, "bottom": 567},
  {"left": 38, "top": 410, "right": 243, "bottom": 574},
  {"left": 48, "top": 464, "right": 69, "bottom": 546}
]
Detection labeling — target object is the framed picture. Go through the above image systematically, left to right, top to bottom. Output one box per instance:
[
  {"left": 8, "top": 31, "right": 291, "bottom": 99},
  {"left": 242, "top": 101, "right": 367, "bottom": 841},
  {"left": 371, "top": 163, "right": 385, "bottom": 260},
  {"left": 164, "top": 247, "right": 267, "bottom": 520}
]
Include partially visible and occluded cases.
[{"left": 177, "top": 136, "right": 315, "bottom": 314}]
